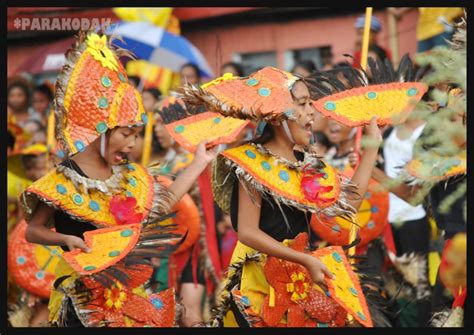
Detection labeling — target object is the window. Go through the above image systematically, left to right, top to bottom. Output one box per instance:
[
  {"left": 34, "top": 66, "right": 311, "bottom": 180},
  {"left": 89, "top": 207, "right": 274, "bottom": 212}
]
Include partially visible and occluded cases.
[
  {"left": 285, "top": 46, "right": 333, "bottom": 72},
  {"left": 232, "top": 51, "right": 277, "bottom": 76}
]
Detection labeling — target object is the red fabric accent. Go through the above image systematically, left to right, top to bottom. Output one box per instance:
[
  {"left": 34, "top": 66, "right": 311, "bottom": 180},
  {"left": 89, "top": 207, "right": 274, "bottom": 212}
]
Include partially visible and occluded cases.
[
  {"left": 197, "top": 167, "right": 223, "bottom": 280},
  {"left": 382, "top": 223, "right": 396, "bottom": 255},
  {"left": 191, "top": 242, "right": 201, "bottom": 288},
  {"left": 168, "top": 251, "right": 191, "bottom": 289},
  {"left": 452, "top": 288, "right": 467, "bottom": 308}
]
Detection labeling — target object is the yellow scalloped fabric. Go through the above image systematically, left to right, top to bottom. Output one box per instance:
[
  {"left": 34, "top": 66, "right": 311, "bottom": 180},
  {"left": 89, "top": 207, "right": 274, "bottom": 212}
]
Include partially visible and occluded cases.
[
  {"left": 312, "top": 82, "right": 428, "bottom": 127},
  {"left": 166, "top": 112, "right": 249, "bottom": 152},
  {"left": 221, "top": 144, "right": 340, "bottom": 210},
  {"left": 406, "top": 151, "right": 466, "bottom": 182},
  {"left": 23, "top": 163, "right": 154, "bottom": 227},
  {"left": 62, "top": 224, "right": 141, "bottom": 275},
  {"left": 312, "top": 246, "right": 372, "bottom": 327}
]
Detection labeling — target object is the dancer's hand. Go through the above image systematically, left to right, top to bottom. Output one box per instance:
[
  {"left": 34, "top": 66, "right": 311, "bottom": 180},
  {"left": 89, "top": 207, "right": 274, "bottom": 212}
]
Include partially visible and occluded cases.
[
  {"left": 363, "top": 117, "right": 382, "bottom": 149},
  {"left": 193, "top": 142, "right": 217, "bottom": 168},
  {"left": 63, "top": 235, "right": 91, "bottom": 253},
  {"left": 303, "top": 255, "right": 334, "bottom": 291}
]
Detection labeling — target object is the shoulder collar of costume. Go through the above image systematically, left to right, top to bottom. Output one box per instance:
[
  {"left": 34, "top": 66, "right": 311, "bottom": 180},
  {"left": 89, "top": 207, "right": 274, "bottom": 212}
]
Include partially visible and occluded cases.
[
  {"left": 212, "top": 143, "right": 356, "bottom": 219},
  {"left": 21, "top": 162, "right": 157, "bottom": 228}
]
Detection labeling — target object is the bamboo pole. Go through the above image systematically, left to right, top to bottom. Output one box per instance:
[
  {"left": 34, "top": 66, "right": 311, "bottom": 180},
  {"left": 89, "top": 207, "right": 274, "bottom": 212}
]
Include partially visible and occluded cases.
[
  {"left": 350, "top": 8, "right": 373, "bottom": 259},
  {"left": 387, "top": 10, "right": 400, "bottom": 68},
  {"left": 141, "top": 111, "right": 154, "bottom": 166}
]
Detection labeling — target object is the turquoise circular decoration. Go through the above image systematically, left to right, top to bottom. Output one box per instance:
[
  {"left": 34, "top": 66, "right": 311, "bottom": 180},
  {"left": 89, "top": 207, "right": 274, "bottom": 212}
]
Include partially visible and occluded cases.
[
  {"left": 118, "top": 72, "right": 127, "bottom": 82},
  {"left": 101, "top": 75, "right": 112, "bottom": 88},
  {"left": 246, "top": 78, "right": 259, "bottom": 86},
  {"left": 258, "top": 87, "right": 271, "bottom": 97},
  {"left": 407, "top": 87, "right": 418, "bottom": 97},
  {"left": 366, "top": 91, "right": 377, "bottom": 100},
  {"left": 98, "top": 97, "right": 109, "bottom": 109},
  {"left": 324, "top": 101, "right": 336, "bottom": 111},
  {"left": 141, "top": 113, "right": 148, "bottom": 125},
  {"left": 213, "top": 117, "right": 222, "bottom": 124},
  {"left": 96, "top": 121, "right": 108, "bottom": 134},
  {"left": 174, "top": 125, "right": 185, "bottom": 133},
  {"left": 74, "top": 140, "right": 85, "bottom": 152},
  {"left": 57, "top": 150, "right": 65, "bottom": 158},
  {"left": 245, "top": 150, "right": 256, "bottom": 159},
  {"left": 182, "top": 157, "right": 189, "bottom": 163},
  {"left": 261, "top": 161, "right": 271, "bottom": 171},
  {"left": 127, "top": 164, "right": 136, "bottom": 171},
  {"left": 279, "top": 170, "right": 289, "bottom": 182},
  {"left": 322, "top": 172, "right": 328, "bottom": 179},
  {"left": 128, "top": 177, "right": 137, "bottom": 187},
  {"left": 56, "top": 184, "right": 67, "bottom": 195},
  {"left": 126, "top": 191, "right": 133, "bottom": 197},
  {"left": 365, "top": 191, "right": 371, "bottom": 198},
  {"left": 72, "top": 194, "right": 84, "bottom": 206},
  {"left": 89, "top": 200, "right": 100, "bottom": 212},
  {"left": 371, "top": 206, "right": 378, "bottom": 213},
  {"left": 367, "top": 221, "right": 375, "bottom": 229},
  {"left": 331, "top": 224, "right": 341, "bottom": 233},
  {"left": 121, "top": 229, "right": 133, "bottom": 237},
  {"left": 51, "top": 249, "right": 60, "bottom": 256},
  {"left": 108, "top": 250, "right": 120, "bottom": 257},
  {"left": 332, "top": 251, "right": 342, "bottom": 263},
  {"left": 17, "top": 256, "right": 26, "bottom": 265},
  {"left": 83, "top": 266, "right": 96, "bottom": 271},
  {"left": 35, "top": 271, "right": 45, "bottom": 280},
  {"left": 349, "top": 287, "right": 358, "bottom": 296},
  {"left": 324, "top": 290, "right": 331, "bottom": 297},
  {"left": 241, "top": 296, "right": 250, "bottom": 305},
  {"left": 151, "top": 298, "right": 163, "bottom": 309},
  {"left": 357, "top": 311, "right": 366, "bottom": 321},
  {"left": 317, "top": 323, "right": 329, "bottom": 328}
]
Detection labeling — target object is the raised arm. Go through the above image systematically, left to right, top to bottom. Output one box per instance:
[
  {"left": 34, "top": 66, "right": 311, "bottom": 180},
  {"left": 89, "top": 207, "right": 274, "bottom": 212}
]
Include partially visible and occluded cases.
[{"left": 236, "top": 182, "right": 334, "bottom": 288}]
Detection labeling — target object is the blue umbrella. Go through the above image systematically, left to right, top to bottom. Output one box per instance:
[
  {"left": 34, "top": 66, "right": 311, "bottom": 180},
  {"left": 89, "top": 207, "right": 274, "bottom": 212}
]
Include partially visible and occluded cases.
[{"left": 106, "top": 21, "right": 214, "bottom": 78}]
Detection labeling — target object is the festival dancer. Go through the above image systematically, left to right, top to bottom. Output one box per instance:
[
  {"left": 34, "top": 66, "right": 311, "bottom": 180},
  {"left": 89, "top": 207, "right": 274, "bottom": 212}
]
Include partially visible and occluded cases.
[
  {"left": 19, "top": 30, "right": 215, "bottom": 327},
  {"left": 178, "top": 67, "right": 384, "bottom": 327}
]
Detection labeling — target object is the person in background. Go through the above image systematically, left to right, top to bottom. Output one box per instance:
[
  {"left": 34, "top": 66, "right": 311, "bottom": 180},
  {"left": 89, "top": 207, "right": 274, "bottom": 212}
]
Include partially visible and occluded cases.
[
  {"left": 388, "top": 7, "right": 464, "bottom": 52},
  {"left": 353, "top": 14, "right": 391, "bottom": 67},
  {"left": 320, "top": 49, "right": 335, "bottom": 71},
  {"left": 291, "top": 60, "right": 317, "bottom": 77},
  {"left": 220, "top": 62, "right": 244, "bottom": 77},
  {"left": 180, "top": 63, "right": 201, "bottom": 86},
  {"left": 8, "top": 81, "right": 31, "bottom": 127},
  {"left": 31, "top": 84, "right": 54, "bottom": 127},
  {"left": 142, "top": 88, "right": 162, "bottom": 113},
  {"left": 24, "top": 119, "right": 47, "bottom": 145},
  {"left": 312, "top": 130, "right": 332, "bottom": 156}
]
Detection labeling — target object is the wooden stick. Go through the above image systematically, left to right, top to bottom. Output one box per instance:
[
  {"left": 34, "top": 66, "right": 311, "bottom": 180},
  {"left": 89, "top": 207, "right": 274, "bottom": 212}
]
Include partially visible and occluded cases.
[
  {"left": 387, "top": 10, "right": 400, "bottom": 68},
  {"left": 141, "top": 111, "right": 154, "bottom": 166}
]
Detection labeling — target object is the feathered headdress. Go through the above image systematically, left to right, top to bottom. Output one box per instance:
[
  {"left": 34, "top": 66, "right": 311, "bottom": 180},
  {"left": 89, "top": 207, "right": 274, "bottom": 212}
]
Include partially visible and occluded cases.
[
  {"left": 54, "top": 30, "right": 147, "bottom": 156},
  {"left": 307, "top": 54, "right": 428, "bottom": 126}
]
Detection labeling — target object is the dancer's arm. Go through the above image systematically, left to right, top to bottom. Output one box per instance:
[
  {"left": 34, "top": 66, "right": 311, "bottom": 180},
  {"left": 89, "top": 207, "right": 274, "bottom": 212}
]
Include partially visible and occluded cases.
[
  {"left": 348, "top": 117, "right": 383, "bottom": 210},
  {"left": 168, "top": 142, "right": 216, "bottom": 204},
  {"left": 236, "top": 182, "right": 334, "bottom": 288},
  {"left": 25, "top": 201, "right": 90, "bottom": 252}
]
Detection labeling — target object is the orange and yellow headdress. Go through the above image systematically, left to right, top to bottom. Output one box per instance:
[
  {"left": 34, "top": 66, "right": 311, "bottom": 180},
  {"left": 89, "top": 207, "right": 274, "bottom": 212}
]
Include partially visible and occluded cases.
[
  {"left": 54, "top": 31, "right": 147, "bottom": 156},
  {"left": 180, "top": 67, "right": 301, "bottom": 123}
]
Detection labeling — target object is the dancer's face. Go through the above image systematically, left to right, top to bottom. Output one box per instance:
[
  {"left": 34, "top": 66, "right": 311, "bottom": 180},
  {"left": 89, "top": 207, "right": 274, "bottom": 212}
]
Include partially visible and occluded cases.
[
  {"left": 287, "top": 81, "right": 315, "bottom": 146},
  {"left": 154, "top": 115, "right": 173, "bottom": 150},
  {"left": 326, "top": 119, "right": 353, "bottom": 145},
  {"left": 106, "top": 126, "right": 144, "bottom": 165}
]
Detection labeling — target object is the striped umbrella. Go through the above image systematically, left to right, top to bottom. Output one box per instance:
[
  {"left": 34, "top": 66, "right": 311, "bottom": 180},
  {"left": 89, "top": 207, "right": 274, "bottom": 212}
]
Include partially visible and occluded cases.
[{"left": 107, "top": 21, "right": 213, "bottom": 79}]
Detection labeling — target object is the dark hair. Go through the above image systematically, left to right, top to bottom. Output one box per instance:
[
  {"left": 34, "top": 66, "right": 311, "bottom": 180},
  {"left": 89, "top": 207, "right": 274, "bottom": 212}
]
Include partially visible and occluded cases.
[
  {"left": 368, "top": 44, "right": 388, "bottom": 63},
  {"left": 291, "top": 60, "right": 318, "bottom": 74},
  {"left": 180, "top": 62, "right": 201, "bottom": 79},
  {"left": 221, "top": 62, "right": 244, "bottom": 76},
  {"left": 128, "top": 76, "right": 140, "bottom": 86},
  {"left": 8, "top": 81, "right": 30, "bottom": 100},
  {"left": 33, "top": 84, "right": 53, "bottom": 101},
  {"left": 143, "top": 88, "right": 162, "bottom": 100},
  {"left": 251, "top": 123, "right": 275, "bottom": 145},
  {"left": 7, "top": 130, "right": 15, "bottom": 150},
  {"left": 313, "top": 130, "right": 332, "bottom": 148},
  {"left": 21, "top": 154, "right": 40, "bottom": 170}
]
